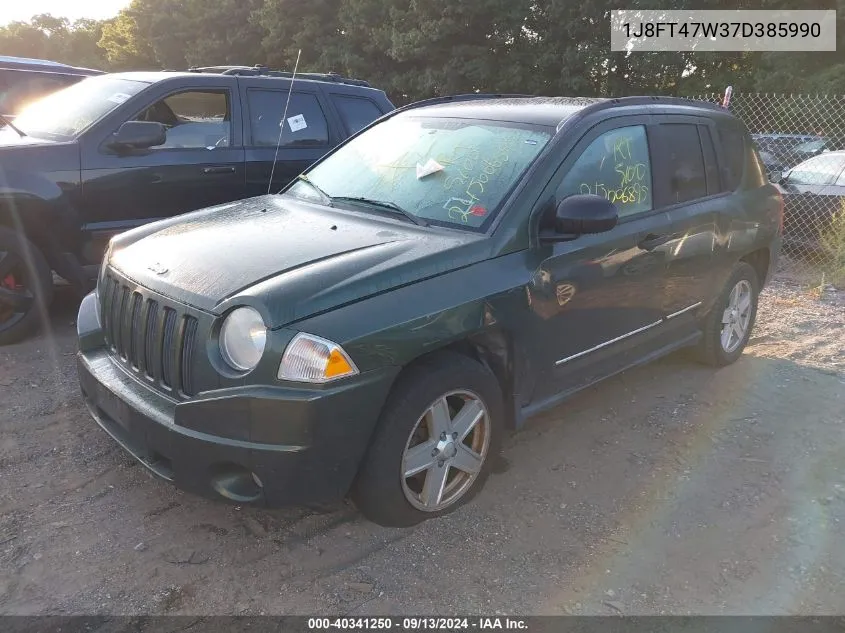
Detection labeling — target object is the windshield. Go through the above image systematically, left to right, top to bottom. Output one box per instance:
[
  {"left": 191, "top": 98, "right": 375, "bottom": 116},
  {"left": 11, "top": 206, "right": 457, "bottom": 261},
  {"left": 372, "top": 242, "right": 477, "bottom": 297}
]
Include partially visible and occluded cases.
[
  {"left": 11, "top": 76, "right": 149, "bottom": 140},
  {"left": 286, "top": 115, "right": 553, "bottom": 230}
]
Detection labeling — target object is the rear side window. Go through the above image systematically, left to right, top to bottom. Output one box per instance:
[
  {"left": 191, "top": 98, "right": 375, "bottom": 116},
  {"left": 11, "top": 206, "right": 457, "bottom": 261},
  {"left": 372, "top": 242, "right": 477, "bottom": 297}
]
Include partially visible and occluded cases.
[
  {"left": 248, "top": 90, "right": 329, "bottom": 147},
  {"left": 332, "top": 95, "right": 383, "bottom": 135},
  {"left": 660, "top": 123, "right": 707, "bottom": 203},
  {"left": 717, "top": 125, "right": 745, "bottom": 191},
  {"left": 699, "top": 126, "right": 720, "bottom": 194}
]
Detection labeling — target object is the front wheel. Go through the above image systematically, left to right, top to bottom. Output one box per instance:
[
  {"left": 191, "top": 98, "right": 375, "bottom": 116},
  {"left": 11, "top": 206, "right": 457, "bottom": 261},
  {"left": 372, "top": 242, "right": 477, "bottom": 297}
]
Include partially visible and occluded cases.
[
  {"left": 0, "top": 228, "right": 54, "bottom": 346},
  {"left": 694, "top": 262, "right": 759, "bottom": 367},
  {"left": 351, "top": 352, "right": 503, "bottom": 527}
]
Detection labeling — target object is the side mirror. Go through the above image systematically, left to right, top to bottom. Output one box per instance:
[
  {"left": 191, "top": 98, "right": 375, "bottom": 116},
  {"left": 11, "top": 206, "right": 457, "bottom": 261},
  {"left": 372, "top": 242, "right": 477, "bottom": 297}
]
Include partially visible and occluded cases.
[
  {"left": 108, "top": 121, "right": 166, "bottom": 151},
  {"left": 769, "top": 170, "right": 783, "bottom": 184},
  {"left": 552, "top": 194, "right": 618, "bottom": 236}
]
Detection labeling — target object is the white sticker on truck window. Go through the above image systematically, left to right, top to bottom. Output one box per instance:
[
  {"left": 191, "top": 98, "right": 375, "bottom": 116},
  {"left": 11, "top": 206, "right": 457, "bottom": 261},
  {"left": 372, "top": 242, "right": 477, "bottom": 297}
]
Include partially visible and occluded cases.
[
  {"left": 107, "top": 93, "right": 132, "bottom": 104},
  {"left": 287, "top": 114, "right": 307, "bottom": 132}
]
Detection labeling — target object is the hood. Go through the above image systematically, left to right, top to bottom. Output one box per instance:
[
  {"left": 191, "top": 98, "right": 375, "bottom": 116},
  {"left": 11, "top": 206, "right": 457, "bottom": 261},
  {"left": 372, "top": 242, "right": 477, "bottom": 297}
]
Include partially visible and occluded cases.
[
  {"left": 0, "top": 126, "right": 61, "bottom": 147},
  {"left": 110, "top": 195, "right": 488, "bottom": 327}
]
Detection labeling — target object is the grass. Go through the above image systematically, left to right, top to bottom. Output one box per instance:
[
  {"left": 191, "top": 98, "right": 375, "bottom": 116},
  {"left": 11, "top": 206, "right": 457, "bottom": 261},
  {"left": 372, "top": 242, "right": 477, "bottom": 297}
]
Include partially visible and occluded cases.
[{"left": 818, "top": 199, "right": 845, "bottom": 290}]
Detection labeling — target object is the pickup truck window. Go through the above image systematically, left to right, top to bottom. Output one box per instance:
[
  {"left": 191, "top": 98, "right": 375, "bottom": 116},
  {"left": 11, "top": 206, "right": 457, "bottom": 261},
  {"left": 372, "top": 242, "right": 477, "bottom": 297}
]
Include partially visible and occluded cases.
[
  {"left": 11, "top": 76, "right": 148, "bottom": 141},
  {"left": 247, "top": 89, "right": 329, "bottom": 147},
  {"left": 134, "top": 90, "right": 231, "bottom": 149},
  {"left": 289, "top": 115, "right": 552, "bottom": 230}
]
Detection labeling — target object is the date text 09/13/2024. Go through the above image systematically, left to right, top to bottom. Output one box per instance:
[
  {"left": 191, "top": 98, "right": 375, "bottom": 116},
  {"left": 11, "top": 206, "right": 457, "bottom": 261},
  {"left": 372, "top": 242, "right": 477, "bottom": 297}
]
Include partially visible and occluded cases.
[{"left": 307, "top": 618, "right": 529, "bottom": 630}]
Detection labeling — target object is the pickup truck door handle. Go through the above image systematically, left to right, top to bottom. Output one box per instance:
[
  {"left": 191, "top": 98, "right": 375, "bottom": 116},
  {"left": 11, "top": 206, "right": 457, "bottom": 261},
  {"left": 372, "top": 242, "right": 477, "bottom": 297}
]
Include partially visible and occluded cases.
[
  {"left": 202, "top": 165, "right": 236, "bottom": 175},
  {"left": 638, "top": 233, "right": 671, "bottom": 251}
]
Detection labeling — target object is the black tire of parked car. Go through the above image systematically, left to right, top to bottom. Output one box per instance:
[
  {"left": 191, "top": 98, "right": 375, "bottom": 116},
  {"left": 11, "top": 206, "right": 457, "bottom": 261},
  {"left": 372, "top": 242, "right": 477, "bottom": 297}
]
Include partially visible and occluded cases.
[
  {"left": 0, "top": 228, "right": 54, "bottom": 346},
  {"left": 694, "top": 262, "right": 759, "bottom": 367},
  {"left": 351, "top": 351, "right": 504, "bottom": 527}
]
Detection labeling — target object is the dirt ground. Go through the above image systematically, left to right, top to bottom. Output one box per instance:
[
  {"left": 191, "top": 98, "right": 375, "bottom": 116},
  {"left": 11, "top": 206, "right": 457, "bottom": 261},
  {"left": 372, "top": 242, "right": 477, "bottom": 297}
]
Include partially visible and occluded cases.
[{"left": 0, "top": 278, "right": 843, "bottom": 616}]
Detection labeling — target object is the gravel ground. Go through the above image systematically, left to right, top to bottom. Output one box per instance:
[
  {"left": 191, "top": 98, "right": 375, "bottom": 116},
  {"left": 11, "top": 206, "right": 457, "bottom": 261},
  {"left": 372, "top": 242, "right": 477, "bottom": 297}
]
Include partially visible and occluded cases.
[{"left": 0, "top": 278, "right": 843, "bottom": 616}]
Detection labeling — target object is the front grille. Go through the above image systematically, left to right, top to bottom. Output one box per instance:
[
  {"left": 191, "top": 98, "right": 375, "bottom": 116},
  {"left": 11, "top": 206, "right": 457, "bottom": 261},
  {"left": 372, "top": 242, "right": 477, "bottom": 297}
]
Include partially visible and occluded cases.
[{"left": 100, "top": 274, "right": 200, "bottom": 397}]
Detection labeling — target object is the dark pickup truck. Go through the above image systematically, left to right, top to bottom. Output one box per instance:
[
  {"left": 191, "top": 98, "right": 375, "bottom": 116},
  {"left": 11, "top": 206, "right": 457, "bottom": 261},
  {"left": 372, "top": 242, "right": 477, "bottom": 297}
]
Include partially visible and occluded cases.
[{"left": 0, "top": 67, "right": 394, "bottom": 344}]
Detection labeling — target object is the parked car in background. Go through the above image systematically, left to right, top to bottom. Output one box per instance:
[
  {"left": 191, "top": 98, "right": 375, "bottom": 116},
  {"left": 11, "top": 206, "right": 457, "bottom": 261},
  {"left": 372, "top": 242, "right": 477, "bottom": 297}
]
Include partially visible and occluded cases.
[
  {"left": 0, "top": 55, "right": 103, "bottom": 119},
  {"left": 0, "top": 66, "right": 394, "bottom": 344},
  {"left": 76, "top": 94, "right": 782, "bottom": 526},
  {"left": 752, "top": 133, "right": 832, "bottom": 169},
  {"left": 755, "top": 147, "right": 785, "bottom": 182},
  {"left": 774, "top": 150, "right": 845, "bottom": 249}
]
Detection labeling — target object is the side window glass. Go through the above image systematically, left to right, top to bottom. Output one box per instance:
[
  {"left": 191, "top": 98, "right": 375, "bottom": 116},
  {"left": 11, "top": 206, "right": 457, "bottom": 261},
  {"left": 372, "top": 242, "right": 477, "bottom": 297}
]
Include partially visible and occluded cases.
[
  {"left": 134, "top": 90, "right": 231, "bottom": 149},
  {"left": 248, "top": 90, "right": 329, "bottom": 147},
  {"left": 332, "top": 95, "right": 383, "bottom": 135},
  {"left": 662, "top": 123, "right": 707, "bottom": 203},
  {"left": 558, "top": 125, "right": 653, "bottom": 218},
  {"left": 718, "top": 125, "right": 745, "bottom": 191},
  {"left": 699, "top": 126, "right": 720, "bottom": 194},
  {"left": 836, "top": 167, "right": 845, "bottom": 186}
]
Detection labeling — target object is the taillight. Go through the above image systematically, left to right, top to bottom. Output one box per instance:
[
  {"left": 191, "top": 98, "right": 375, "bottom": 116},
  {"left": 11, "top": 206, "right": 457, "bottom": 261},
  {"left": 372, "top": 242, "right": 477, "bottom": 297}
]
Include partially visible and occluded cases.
[{"left": 776, "top": 191, "right": 784, "bottom": 234}]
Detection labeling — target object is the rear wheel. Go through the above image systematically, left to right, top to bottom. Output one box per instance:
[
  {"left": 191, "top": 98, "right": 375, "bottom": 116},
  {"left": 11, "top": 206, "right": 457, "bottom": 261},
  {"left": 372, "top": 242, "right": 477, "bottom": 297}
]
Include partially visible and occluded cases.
[
  {"left": 0, "top": 228, "right": 54, "bottom": 346},
  {"left": 694, "top": 262, "right": 759, "bottom": 367},
  {"left": 351, "top": 352, "right": 503, "bottom": 527}
]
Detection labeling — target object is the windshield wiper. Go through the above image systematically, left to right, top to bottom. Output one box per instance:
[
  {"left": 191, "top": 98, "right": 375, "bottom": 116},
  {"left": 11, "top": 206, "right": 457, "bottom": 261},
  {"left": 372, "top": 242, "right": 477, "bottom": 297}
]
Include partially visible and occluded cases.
[
  {"left": 0, "top": 114, "right": 26, "bottom": 138},
  {"left": 295, "top": 174, "right": 332, "bottom": 203},
  {"left": 332, "top": 196, "right": 429, "bottom": 227}
]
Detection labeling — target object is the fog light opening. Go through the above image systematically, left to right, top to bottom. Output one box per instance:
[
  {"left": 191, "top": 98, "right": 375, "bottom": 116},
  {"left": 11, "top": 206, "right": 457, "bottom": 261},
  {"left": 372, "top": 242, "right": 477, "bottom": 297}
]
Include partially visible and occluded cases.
[{"left": 209, "top": 462, "right": 263, "bottom": 503}]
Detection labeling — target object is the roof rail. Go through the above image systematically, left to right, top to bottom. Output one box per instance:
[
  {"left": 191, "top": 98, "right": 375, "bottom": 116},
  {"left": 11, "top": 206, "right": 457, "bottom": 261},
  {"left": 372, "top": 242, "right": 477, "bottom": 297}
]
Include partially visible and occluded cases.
[
  {"left": 186, "top": 64, "right": 371, "bottom": 87},
  {"left": 396, "top": 93, "right": 535, "bottom": 113},
  {"left": 601, "top": 95, "right": 726, "bottom": 111}
]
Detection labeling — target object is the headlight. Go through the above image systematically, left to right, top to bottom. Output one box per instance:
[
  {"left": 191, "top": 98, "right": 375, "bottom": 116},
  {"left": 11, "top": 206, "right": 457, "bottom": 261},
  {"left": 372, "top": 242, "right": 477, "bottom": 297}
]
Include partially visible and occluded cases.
[
  {"left": 97, "top": 240, "right": 114, "bottom": 295},
  {"left": 219, "top": 307, "right": 267, "bottom": 372},
  {"left": 278, "top": 333, "right": 359, "bottom": 383}
]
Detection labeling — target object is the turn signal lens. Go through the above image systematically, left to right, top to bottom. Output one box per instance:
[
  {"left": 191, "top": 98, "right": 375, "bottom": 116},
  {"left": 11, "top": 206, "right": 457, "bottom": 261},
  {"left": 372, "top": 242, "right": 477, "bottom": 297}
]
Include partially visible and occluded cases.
[{"left": 278, "top": 333, "right": 359, "bottom": 383}]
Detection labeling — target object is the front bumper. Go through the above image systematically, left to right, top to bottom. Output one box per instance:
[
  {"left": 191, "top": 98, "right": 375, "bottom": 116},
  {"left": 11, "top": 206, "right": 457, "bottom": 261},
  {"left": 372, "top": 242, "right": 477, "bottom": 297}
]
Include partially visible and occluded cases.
[{"left": 76, "top": 293, "right": 399, "bottom": 506}]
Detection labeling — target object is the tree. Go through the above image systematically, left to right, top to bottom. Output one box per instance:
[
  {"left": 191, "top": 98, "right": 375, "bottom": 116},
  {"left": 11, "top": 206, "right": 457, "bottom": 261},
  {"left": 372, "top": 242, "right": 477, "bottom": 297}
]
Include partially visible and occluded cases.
[{"left": 0, "top": 14, "right": 109, "bottom": 69}]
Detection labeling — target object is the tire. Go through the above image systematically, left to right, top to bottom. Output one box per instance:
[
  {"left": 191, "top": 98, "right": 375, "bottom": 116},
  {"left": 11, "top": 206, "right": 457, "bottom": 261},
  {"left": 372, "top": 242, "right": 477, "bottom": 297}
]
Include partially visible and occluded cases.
[
  {"left": 0, "top": 227, "right": 54, "bottom": 346},
  {"left": 694, "top": 262, "right": 759, "bottom": 367},
  {"left": 351, "top": 351, "right": 504, "bottom": 527}
]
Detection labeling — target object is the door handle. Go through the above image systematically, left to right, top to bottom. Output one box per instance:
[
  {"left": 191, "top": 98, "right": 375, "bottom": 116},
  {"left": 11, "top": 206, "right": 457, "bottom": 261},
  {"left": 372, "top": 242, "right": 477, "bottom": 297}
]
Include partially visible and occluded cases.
[
  {"left": 202, "top": 165, "right": 236, "bottom": 175},
  {"left": 638, "top": 233, "right": 671, "bottom": 251}
]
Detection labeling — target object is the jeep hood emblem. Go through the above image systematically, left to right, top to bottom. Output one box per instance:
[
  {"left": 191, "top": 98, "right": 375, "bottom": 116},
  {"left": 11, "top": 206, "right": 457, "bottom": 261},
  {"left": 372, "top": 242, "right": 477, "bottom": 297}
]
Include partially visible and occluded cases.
[{"left": 148, "top": 261, "right": 169, "bottom": 275}]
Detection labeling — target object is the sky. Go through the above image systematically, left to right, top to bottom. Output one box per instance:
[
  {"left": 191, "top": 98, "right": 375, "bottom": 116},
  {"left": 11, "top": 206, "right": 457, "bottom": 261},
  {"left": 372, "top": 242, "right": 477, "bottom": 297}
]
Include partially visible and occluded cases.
[{"left": 3, "top": 0, "right": 131, "bottom": 25}]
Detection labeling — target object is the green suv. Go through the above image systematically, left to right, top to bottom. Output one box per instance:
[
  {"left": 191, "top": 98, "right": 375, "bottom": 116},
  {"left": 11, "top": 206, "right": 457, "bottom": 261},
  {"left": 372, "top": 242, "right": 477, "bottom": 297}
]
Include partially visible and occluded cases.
[{"left": 77, "top": 95, "right": 782, "bottom": 526}]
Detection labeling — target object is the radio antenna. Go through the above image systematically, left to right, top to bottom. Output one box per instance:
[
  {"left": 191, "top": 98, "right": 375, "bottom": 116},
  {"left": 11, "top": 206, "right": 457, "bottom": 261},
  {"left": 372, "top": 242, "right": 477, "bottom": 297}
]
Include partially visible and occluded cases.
[{"left": 267, "top": 48, "right": 302, "bottom": 195}]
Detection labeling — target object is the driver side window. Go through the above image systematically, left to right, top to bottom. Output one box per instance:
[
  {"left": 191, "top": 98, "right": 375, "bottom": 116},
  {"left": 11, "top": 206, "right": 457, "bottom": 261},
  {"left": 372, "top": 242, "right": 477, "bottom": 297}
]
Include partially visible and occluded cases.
[
  {"left": 134, "top": 90, "right": 231, "bottom": 149},
  {"left": 556, "top": 125, "right": 653, "bottom": 218}
]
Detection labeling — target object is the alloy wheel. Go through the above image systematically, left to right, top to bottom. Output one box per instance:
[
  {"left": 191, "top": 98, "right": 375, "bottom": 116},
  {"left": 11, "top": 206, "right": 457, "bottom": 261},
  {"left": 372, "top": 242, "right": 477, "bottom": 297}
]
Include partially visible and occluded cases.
[
  {"left": 720, "top": 279, "right": 753, "bottom": 353},
  {"left": 400, "top": 390, "right": 491, "bottom": 512}
]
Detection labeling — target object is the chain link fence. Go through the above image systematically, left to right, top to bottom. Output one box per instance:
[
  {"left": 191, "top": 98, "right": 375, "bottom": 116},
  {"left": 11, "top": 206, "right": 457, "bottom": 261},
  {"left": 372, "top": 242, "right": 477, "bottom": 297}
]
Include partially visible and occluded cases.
[{"left": 693, "top": 92, "right": 845, "bottom": 288}]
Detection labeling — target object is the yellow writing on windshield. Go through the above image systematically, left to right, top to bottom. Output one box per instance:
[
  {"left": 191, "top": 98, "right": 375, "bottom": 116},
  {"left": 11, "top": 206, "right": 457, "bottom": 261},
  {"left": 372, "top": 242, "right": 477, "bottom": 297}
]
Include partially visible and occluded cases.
[{"left": 442, "top": 134, "right": 518, "bottom": 223}]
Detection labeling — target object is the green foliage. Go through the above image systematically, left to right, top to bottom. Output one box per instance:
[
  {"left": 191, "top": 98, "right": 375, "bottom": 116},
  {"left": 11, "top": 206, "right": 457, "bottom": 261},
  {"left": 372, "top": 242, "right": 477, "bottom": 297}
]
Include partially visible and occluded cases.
[
  {"left": 0, "top": 0, "right": 842, "bottom": 104},
  {"left": 0, "top": 14, "right": 109, "bottom": 69},
  {"left": 819, "top": 201, "right": 845, "bottom": 288}
]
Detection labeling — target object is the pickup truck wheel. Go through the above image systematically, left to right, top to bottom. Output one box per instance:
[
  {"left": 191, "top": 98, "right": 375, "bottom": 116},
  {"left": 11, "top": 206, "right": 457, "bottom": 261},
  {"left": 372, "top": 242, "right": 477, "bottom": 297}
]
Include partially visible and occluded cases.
[
  {"left": 0, "top": 228, "right": 54, "bottom": 345},
  {"left": 694, "top": 262, "right": 759, "bottom": 367},
  {"left": 351, "top": 352, "right": 503, "bottom": 527}
]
